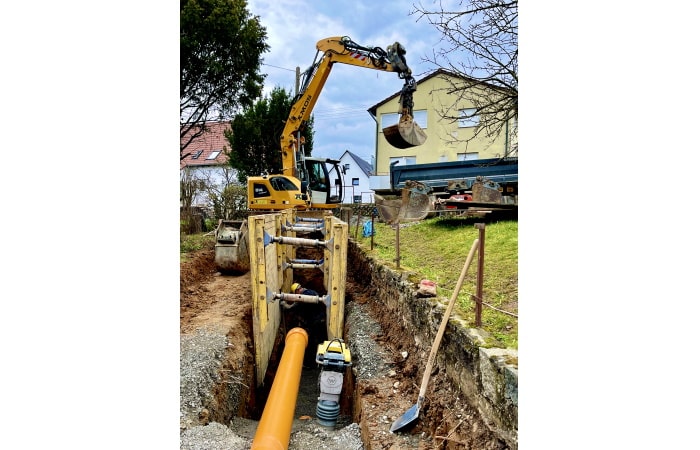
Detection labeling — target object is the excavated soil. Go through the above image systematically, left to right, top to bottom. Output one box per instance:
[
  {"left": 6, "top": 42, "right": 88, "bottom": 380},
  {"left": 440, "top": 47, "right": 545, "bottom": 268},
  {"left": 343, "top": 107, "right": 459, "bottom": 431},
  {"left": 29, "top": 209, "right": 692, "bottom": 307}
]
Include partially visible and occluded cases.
[{"left": 180, "top": 242, "right": 509, "bottom": 449}]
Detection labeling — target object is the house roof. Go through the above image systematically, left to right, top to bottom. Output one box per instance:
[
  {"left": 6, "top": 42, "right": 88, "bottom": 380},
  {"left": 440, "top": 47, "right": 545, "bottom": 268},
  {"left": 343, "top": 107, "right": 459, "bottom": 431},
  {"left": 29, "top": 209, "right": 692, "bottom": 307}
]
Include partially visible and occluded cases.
[
  {"left": 366, "top": 68, "right": 507, "bottom": 116},
  {"left": 180, "top": 121, "right": 231, "bottom": 169},
  {"left": 342, "top": 150, "right": 373, "bottom": 177}
]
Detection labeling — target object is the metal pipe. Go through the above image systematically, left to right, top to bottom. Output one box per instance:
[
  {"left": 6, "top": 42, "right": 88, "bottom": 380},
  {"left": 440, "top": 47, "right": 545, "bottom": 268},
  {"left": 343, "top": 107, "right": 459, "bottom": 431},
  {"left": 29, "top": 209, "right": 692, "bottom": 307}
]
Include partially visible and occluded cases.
[
  {"left": 282, "top": 224, "right": 324, "bottom": 233},
  {"left": 272, "top": 235, "right": 329, "bottom": 249},
  {"left": 282, "top": 262, "right": 324, "bottom": 270},
  {"left": 275, "top": 292, "right": 326, "bottom": 305},
  {"left": 251, "top": 327, "right": 309, "bottom": 450}
]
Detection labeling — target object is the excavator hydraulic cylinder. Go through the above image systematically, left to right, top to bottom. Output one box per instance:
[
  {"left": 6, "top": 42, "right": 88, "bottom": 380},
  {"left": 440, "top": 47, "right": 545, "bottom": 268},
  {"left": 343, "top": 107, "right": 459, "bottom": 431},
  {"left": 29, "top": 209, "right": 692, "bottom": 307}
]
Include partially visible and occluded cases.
[{"left": 251, "top": 327, "right": 309, "bottom": 450}]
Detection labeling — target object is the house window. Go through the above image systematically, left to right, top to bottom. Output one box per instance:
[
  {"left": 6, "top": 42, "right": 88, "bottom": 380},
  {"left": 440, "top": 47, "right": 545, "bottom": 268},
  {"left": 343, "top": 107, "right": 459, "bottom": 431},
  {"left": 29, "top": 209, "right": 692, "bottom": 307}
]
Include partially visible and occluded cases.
[
  {"left": 458, "top": 108, "right": 479, "bottom": 128},
  {"left": 381, "top": 110, "right": 427, "bottom": 129},
  {"left": 412, "top": 110, "right": 427, "bottom": 128},
  {"left": 381, "top": 113, "right": 399, "bottom": 128},
  {"left": 192, "top": 150, "right": 203, "bottom": 159},
  {"left": 206, "top": 150, "right": 221, "bottom": 160},
  {"left": 457, "top": 152, "right": 479, "bottom": 161},
  {"left": 343, "top": 163, "right": 350, "bottom": 171},
  {"left": 352, "top": 178, "right": 359, "bottom": 186},
  {"left": 353, "top": 195, "right": 362, "bottom": 204}
]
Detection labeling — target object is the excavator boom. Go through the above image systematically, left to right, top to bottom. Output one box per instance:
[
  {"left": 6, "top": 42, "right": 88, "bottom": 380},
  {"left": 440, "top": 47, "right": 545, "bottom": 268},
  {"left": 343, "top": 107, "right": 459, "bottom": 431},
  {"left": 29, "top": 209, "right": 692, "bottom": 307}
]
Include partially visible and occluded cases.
[
  {"left": 247, "top": 35, "right": 426, "bottom": 212},
  {"left": 281, "top": 36, "right": 427, "bottom": 177}
]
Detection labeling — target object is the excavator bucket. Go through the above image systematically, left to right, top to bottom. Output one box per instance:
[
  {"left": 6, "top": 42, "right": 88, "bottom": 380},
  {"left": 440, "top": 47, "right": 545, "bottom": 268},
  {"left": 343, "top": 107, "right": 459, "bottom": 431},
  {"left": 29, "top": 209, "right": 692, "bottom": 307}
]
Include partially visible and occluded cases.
[
  {"left": 382, "top": 118, "right": 427, "bottom": 149},
  {"left": 375, "top": 181, "right": 432, "bottom": 225},
  {"left": 214, "top": 219, "right": 250, "bottom": 274}
]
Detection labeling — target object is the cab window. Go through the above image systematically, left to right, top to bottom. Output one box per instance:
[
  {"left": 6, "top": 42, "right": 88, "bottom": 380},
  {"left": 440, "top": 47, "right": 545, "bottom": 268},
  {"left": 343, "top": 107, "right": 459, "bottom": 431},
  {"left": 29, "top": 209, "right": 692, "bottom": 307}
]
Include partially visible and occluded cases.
[
  {"left": 269, "top": 176, "right": 297, "bottom": 191},
  {"left": 253, "top": 183, "right": 270, "bottom": 198}
]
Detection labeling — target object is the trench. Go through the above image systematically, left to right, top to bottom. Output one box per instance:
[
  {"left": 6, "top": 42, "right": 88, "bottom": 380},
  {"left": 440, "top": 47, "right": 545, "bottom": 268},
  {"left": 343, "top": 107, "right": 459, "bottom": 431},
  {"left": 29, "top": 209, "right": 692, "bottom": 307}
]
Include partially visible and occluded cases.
[
  {"left": 183, "top": 227, "right": 516, "bottom": 449},
  {"left": 249, "top": 242, "right": 357, "bottom": 425}
]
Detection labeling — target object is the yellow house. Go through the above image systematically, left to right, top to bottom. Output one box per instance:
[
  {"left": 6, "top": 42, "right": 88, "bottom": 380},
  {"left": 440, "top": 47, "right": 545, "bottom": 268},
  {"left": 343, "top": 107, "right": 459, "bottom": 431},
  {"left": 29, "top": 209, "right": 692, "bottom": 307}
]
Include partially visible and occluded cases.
[{"left": 368, "top": 69, "right": 517, "bottom": 178}]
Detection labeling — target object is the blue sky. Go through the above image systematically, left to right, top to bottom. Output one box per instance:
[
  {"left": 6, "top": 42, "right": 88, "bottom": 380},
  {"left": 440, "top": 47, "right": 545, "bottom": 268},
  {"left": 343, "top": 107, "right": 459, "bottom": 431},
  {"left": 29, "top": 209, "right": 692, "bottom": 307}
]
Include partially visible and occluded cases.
[{"left": 246, "top": 0, "right": 446, "bottom": 163}]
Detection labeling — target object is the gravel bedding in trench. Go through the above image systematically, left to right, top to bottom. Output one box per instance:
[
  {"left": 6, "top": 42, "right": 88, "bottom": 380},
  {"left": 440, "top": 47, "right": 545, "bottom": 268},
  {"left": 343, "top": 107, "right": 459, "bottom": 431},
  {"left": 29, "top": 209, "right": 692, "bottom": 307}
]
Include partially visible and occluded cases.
[{"left": 179, "top": 302, "right": 376, "bottom": 449}]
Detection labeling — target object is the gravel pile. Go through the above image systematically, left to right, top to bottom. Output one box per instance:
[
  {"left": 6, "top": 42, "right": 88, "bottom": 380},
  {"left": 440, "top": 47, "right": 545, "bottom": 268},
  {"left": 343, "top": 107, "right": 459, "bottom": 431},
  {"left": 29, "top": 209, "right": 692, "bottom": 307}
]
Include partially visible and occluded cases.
[
  {"left": 180, "top": 328, "right": 228, "bottom": 430},
  {"left": 288, "top": 422, "right": 363, "bottom": 449}
]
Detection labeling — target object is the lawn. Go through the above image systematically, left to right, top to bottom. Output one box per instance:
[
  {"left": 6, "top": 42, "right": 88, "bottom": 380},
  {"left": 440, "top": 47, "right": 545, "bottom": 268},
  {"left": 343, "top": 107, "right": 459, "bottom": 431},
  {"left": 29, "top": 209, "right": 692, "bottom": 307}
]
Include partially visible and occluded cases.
[{"left": 353, "top": 215, "right": 518, "bottom": 348}]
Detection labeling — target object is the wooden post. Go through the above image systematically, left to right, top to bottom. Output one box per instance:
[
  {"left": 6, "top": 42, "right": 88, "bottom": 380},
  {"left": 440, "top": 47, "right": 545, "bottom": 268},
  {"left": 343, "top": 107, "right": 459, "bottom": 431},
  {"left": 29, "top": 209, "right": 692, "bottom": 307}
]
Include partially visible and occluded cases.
[
  {"left": 354, "top": 206, "right": 360, "bottom": 240},
  {"left": 395, "top": 223, "right": 401, "bottom": 269},
  {"left": 474, "top": 223, "right": 486, "bottom": 326}
]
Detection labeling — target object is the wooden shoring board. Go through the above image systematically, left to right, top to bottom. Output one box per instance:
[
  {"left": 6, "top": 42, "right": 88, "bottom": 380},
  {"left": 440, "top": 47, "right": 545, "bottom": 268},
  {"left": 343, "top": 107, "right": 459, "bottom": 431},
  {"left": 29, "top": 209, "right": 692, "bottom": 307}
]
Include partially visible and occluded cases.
[
  {"left": 249, "top": 210, "right": 348, "bottom": 386},
  {"left": 249, "top": 213, "right": 284, "bottom": 387},
  {"left": 324, "top": 216, "right": 348, "bottom": 340}
]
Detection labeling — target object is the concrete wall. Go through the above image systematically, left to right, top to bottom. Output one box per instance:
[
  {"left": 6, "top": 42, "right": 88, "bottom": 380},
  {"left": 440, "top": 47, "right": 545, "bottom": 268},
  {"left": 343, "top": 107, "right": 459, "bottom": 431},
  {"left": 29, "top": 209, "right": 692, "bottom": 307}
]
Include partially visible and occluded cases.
[{"left": 347, "top": 240, "right": 518, "bottom": 448}]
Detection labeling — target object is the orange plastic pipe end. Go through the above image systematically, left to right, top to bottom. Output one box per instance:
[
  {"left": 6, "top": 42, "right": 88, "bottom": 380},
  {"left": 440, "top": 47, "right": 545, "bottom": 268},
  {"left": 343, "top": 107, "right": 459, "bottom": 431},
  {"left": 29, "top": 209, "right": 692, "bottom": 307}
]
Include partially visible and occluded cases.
[{"left": 251, "top": 327, "right": 309, "bottom": 450}]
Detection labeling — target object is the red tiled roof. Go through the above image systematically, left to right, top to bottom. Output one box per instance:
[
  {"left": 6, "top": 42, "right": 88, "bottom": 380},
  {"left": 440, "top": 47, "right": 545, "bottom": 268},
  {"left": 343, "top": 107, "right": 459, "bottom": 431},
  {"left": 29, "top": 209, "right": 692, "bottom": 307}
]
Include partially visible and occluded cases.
[{"left": 180, "top": 121, "right": 232, "bottom": 169}]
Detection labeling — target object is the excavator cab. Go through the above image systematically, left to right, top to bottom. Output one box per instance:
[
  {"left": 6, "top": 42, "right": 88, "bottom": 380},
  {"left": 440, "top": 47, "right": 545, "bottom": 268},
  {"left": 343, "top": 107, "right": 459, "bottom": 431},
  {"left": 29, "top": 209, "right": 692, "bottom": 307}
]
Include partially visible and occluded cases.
[
  {"left": 299, "top": 158, "right": 344, "bottom": 209},
  {"left": 247, "top": 174, "right": 309, "bottom": 210}
]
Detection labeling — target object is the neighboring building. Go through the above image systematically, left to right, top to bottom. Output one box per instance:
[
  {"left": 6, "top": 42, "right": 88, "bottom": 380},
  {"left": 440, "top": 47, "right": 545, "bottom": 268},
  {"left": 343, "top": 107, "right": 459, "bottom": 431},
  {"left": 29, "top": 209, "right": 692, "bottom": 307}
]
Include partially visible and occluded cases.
[
  {"left": 368, "top": 69, "right": 517, "bottom": 190},
  {"left": 180, "top": 121, "right": 238, "bottom": 208},
  {"left": 337, "top": 150, "right": 375, "bottom": 204}
]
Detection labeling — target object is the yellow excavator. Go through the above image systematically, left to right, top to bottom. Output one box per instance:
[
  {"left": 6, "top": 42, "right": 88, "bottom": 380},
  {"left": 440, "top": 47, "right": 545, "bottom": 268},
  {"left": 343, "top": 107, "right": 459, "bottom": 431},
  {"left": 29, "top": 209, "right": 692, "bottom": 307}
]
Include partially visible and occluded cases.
[
  {"left": 247, "top": 35, "right": 427, "bottom": 211},
  {"left": 217, "top": 36, "right": 427, "bottom": 273}
]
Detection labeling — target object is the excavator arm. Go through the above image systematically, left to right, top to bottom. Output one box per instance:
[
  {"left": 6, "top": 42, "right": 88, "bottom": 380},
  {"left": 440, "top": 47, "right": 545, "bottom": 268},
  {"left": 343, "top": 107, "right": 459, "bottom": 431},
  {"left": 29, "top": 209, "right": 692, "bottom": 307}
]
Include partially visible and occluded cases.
[
  {"left": 246, "top": 36, "right": 426, "bottom": 212},
  {"left": 281, "top": 36, "right": 427, "bottom": 177}
]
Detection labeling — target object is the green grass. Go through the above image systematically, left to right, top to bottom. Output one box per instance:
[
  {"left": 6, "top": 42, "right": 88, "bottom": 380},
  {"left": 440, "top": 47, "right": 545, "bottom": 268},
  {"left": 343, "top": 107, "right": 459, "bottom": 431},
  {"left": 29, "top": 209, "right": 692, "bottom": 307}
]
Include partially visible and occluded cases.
[
  {"left": 354, "top": 216, "right": 518, "bottom": 349},
  {"left": 180, "top": 231, "right": 215, "bottom": 262}
]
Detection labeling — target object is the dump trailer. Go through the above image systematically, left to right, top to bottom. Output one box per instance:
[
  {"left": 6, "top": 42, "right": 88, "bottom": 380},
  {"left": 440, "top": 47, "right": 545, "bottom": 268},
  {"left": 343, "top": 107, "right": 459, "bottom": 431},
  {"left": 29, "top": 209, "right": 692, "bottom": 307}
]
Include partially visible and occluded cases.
[{"left": 383, "top": 157, "right": 518, "bottom": 204}]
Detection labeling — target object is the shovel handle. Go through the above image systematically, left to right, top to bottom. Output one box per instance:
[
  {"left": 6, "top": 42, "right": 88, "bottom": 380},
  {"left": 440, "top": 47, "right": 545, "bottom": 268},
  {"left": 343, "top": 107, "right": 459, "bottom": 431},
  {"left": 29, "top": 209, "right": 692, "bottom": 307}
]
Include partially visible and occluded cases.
[{"left": 417, "top": 238, "right": 479, "bottom": 401}]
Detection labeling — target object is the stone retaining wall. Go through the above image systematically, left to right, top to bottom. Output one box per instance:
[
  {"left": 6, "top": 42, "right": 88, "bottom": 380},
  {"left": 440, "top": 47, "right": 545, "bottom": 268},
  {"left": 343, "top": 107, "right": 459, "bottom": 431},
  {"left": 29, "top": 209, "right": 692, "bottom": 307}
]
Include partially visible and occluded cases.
[{"left": 347, "top": 239, "right": 518, "bottom": 448}]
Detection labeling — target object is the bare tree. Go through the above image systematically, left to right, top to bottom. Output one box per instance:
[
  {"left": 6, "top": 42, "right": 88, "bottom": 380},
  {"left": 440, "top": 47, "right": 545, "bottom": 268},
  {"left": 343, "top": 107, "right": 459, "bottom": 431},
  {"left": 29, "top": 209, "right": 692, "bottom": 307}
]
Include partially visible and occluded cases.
[
  {"left": 412, "top": 0, "right": 518, "bottom": 156},
  {"left": 199, "top": 163, "right": 247, "bottom": 219},
  {"left": 180, "top": 167, "right": 207, "bottom": 233}
]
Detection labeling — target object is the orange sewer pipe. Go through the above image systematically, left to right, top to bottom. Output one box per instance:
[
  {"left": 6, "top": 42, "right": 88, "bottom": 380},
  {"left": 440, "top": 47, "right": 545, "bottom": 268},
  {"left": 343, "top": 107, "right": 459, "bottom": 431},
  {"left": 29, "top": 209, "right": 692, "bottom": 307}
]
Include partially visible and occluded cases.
[{"left": 251, "top": 327, "right": 309, "bottom": 450}]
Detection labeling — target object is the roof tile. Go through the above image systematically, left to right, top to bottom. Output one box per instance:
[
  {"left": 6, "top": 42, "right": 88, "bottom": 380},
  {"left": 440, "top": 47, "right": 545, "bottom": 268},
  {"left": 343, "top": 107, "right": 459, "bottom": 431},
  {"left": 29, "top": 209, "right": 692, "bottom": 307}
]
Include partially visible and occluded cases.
[{"left": 180, "top": 121, "right": 232, "bottom": 169}]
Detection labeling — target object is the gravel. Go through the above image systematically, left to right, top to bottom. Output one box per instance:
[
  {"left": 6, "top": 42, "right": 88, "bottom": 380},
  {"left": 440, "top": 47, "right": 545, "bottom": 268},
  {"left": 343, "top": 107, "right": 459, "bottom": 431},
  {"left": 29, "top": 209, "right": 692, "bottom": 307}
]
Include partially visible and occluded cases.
[
  {"left": 344, "top": 300, "right": 393, "bottom": 380},
  {"left": 180, "top": 323, "right": 368, "bottom": 449},
  {"left": 180, "top": 328, "right": 228, "bottom": 430},
  {"left": 181, "top": 422, "right": 250, "bottom": 450}
]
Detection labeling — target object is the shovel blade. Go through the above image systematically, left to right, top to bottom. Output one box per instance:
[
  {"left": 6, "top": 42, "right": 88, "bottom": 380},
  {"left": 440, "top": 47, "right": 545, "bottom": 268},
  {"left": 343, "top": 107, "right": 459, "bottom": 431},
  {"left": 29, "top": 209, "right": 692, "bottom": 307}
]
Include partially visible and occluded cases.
[{"left": 389, "top": 403, "right": 420, "bottom": 433}]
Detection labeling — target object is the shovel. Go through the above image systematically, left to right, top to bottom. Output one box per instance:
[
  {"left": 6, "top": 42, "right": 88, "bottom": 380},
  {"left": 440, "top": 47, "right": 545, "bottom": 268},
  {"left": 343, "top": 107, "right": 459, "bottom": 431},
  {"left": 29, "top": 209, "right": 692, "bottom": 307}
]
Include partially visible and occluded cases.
[{"left": 390, "top": 238, "right": 480, "bottom": 433}]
